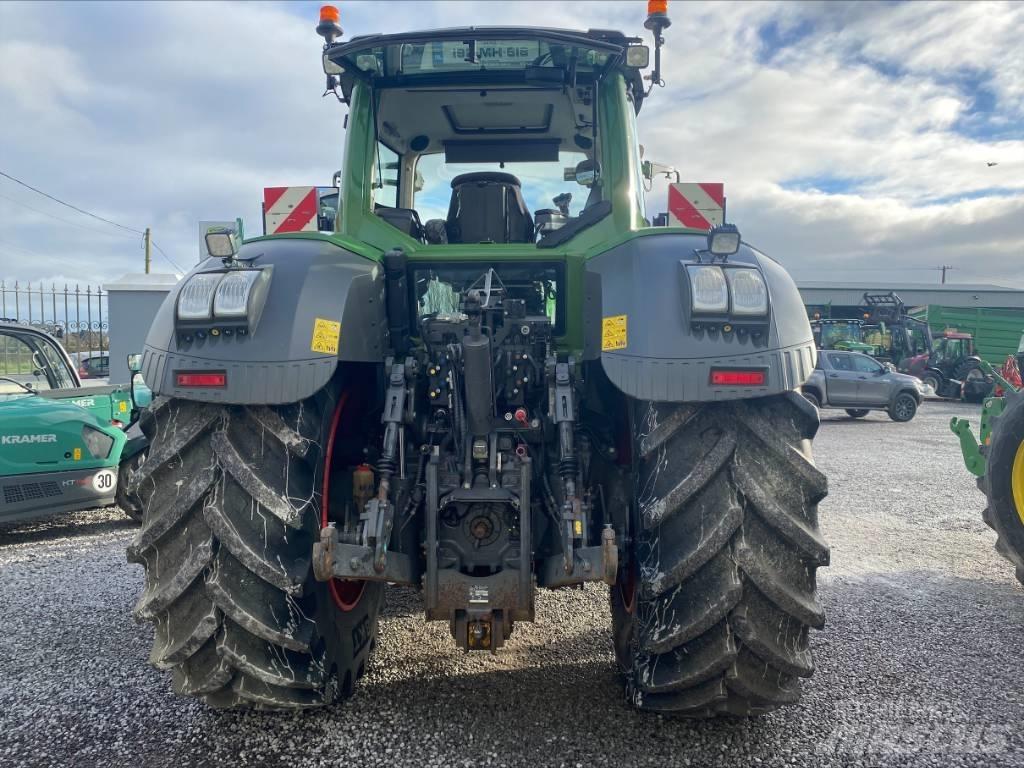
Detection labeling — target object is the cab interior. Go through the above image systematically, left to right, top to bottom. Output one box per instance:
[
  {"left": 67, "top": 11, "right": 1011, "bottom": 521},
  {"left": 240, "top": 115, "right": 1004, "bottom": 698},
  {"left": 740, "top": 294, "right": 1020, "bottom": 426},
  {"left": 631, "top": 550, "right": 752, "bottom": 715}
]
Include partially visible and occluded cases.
[{"left": 366, "top": 83, "right": 608, "bottom": 247}]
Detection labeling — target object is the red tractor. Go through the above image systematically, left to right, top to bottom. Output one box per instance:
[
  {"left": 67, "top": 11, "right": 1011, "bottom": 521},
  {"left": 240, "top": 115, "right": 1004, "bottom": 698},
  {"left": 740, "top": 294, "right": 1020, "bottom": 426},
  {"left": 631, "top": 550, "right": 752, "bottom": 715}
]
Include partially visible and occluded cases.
[{"left": 903, "top": 330, "right": 992, "bottom": 402}]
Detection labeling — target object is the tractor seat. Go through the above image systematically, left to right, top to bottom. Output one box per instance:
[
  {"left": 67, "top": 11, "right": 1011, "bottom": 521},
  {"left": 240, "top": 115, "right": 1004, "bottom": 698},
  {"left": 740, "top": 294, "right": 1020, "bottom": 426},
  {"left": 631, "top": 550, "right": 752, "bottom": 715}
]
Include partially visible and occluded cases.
[{"left": 446, "top": 172, "right": 534, "bottom": 244}]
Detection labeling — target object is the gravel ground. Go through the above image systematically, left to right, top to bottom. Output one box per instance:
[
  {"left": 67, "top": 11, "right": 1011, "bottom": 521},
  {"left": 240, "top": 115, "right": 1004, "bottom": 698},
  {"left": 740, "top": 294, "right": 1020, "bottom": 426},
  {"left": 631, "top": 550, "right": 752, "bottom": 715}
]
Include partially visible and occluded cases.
[{"left": 2, "top": 398, "right": 1023, "bottom": 767}]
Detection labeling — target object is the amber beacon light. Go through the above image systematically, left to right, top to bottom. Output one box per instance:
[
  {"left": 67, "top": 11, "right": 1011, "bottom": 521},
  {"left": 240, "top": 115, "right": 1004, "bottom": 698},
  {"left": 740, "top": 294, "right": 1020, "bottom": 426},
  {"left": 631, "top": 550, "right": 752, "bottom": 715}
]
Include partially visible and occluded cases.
[{"left": 317, "top": 5, "right": 343, "bottom": 44}]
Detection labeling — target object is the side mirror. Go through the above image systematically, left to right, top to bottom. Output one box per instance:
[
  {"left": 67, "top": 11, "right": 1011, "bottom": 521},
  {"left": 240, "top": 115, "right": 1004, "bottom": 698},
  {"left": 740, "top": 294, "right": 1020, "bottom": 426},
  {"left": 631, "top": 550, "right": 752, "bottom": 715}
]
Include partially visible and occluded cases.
[
  {"left": 322, "top": 52, "right": 345, "bottom": 76},
  {"left": 565, "top": 159, "right": 598, "bottom": 187},
  {"left": 127, "top": 354, "right": 142, "bottom": 374}
]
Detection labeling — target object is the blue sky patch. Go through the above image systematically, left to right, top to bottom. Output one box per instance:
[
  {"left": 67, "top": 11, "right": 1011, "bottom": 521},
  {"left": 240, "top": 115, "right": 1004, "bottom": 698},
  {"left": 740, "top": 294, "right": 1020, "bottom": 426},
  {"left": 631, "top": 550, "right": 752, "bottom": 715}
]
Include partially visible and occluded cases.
[
  {"left": 756, "top": 18, "right": 815, "bottom": 64},
  {"left": 780, "top": 175, "right": 880, "bottom": 196}
]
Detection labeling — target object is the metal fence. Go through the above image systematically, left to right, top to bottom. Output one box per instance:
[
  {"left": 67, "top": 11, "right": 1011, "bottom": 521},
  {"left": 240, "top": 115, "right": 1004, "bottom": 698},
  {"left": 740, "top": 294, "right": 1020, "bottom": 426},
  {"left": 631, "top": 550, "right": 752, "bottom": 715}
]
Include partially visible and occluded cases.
[{"left": 0, "top": 281, "right": 108, "bottom": 354}]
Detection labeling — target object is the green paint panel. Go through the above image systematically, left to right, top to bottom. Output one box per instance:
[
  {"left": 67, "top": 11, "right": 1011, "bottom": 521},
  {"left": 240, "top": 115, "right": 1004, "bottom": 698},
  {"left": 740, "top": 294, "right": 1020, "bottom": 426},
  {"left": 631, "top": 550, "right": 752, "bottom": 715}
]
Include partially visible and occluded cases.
[{"left": 0, "top": 395, "right": 127, "bottom": 478}]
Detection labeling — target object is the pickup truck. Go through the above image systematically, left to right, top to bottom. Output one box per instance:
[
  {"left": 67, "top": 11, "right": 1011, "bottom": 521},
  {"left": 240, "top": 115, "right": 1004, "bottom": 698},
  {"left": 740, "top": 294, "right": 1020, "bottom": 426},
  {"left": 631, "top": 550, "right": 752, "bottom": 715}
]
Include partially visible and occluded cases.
[{"left": 802, "top": 349, "right": 926, "bottom": 422}]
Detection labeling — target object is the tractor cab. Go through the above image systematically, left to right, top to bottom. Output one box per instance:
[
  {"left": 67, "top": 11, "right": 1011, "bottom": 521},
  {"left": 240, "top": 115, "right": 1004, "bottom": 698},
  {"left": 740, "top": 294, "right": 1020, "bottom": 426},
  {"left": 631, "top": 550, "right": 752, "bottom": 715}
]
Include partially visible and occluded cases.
[
  {"left": 319, "top": 26, "right": 655, "bottom": 252},
  {"left": 810, "top": 318, "right": 874, "bottom": 354},
  {"left": 932, "top": 332, "right": 976, "bottom": 364}
]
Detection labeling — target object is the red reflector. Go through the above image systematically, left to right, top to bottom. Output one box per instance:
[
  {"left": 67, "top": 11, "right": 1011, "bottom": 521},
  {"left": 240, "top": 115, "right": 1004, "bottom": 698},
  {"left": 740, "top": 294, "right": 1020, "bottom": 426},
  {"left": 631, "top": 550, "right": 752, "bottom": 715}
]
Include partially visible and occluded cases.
[
  {"left": 710, "top": 369, "right": 766, "bottom": 386},
  {"left": 176, "top": 372, "right": 226, "bottom": 388}
]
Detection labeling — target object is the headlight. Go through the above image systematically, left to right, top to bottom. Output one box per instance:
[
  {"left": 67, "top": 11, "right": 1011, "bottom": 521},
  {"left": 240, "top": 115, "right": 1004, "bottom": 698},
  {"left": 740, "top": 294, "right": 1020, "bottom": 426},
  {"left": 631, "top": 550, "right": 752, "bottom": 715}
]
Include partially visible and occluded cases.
[
  {"left": 707, "top": 223, "right": 741, "bottom": 257},
  {"left": 205, "top": 229, "right": 239, "bottom": 259},
  {"left": 687, "top": 265, "right": 729, "bottom": 313},
  {"left": 726, "top": 268, "right": 768, "bottom": 316},
  {"left": 214, "top": 270, "right": 262, "bottom": 318},
  {"left": 177, "top": 274, "right": 221, "bottom": 320},
  {"left": 81, "top": 425, "right": 114, "bottom": 459}
]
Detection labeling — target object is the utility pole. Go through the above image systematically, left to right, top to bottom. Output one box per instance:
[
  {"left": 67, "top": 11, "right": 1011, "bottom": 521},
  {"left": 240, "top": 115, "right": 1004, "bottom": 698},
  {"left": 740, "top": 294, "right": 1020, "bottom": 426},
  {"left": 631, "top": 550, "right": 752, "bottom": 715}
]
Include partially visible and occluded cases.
[
  {"left": 144, "top": 227, "right": 151, "bottom": 274},
  {"left": 939, "top": 265, "right": 953, "bottom": 284}
]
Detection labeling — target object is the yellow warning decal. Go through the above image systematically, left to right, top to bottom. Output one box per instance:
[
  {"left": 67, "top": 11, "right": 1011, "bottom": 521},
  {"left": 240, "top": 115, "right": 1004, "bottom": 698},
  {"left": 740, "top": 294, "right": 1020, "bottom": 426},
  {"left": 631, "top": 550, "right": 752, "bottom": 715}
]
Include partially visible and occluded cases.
[
  {"left": 601, "top": 314, "right": 628, "bottom": 351},
  {"left": 311, "top": 317, "right": 341, "bottom": 355},
  {"left": 118, "top": 400, "right": 128, "bottom": 413},
  {"left": 73, "top": 447, "right": 82, "bottom": 461}
]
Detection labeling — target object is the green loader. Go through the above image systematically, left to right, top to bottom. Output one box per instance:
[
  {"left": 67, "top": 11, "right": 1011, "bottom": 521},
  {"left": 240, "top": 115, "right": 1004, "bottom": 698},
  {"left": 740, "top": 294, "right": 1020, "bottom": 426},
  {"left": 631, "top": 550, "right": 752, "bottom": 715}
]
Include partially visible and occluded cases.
[
  {"left": 0, "top": 321, "right": 147, "bottom": 524},
  {"left": 952, "top": 361, "right": 1024, "bottom": 585}
]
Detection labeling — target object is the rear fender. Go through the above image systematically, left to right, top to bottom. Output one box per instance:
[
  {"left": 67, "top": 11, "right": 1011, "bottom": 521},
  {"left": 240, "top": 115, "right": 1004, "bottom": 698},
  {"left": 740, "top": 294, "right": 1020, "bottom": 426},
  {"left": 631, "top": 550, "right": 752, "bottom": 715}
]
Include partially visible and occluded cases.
[
  {"left": 585, "top": 233, "right": 816, "bottom": 402},
  {"left": 141, "top": 238, "right": 386, "bottom": 405}
]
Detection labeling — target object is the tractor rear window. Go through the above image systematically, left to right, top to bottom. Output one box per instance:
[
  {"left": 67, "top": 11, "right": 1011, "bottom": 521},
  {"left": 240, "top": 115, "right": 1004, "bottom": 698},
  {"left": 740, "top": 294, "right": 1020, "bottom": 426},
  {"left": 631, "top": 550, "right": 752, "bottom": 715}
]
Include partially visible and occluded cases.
[
  {"left": 414, "top": 151, "right": 589, "bottom": 223},
  {"left": 820, "top": 322, "right": 862, "bottom": 347}
]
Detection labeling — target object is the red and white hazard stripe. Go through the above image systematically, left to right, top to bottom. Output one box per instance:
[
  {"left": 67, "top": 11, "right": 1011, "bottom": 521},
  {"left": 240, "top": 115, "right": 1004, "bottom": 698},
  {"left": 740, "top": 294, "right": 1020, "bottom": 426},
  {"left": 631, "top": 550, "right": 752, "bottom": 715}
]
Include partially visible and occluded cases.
[
  {"left": 667, "top": 183, "right": 725, "bottom": 230},
  {"left": 263, "top": 186, "right": 318, "bottom": 234}
]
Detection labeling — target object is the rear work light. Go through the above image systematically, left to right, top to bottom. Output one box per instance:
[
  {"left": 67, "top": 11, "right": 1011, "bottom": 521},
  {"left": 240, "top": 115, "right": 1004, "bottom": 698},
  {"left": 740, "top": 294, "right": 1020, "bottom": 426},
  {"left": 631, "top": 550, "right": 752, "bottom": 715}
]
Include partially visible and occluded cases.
[
  {"left": 710, "top": 369, "right": 766, "bottom": 386},
  {"left": 176, "top": 371, "right": 227, "bottom": 388}
]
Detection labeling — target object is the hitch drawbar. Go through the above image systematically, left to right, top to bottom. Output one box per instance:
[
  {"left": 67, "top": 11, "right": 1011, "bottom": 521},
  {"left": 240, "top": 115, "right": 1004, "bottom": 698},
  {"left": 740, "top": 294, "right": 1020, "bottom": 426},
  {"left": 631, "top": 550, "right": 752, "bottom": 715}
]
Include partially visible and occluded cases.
[
  {"left": 312, "top": 512, "right": 619, "bottom": 588},
  {"left": 313, "top": 524, "right": 417, "bottom": 585}
]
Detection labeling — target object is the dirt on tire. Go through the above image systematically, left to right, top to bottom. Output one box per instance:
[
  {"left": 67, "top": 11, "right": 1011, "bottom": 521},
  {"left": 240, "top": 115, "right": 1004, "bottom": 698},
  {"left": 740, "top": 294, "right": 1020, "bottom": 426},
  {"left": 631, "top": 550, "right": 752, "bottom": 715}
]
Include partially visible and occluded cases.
[
  {"left": 125, "top": 392, "right": 382, "bottom": 709},
  {"left": 612, "top": 392, "right": 829, "bottom": 716}
]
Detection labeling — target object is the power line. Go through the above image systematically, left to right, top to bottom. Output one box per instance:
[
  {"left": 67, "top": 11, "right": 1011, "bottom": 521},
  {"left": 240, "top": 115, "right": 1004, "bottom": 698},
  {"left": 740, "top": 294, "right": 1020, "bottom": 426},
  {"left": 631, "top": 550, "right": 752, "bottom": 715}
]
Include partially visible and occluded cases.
[
  {"left": 0, "top": 169, "right": 184, "bottom": 273},
  {"left": 0, "top": 170, "right": 144, "bottom": 235},
  {"left": 0, "top": 192, "right": 137, "bottom": 241},
  {"left": 150, "top": 239, "right": 184, "bottom": 272}
]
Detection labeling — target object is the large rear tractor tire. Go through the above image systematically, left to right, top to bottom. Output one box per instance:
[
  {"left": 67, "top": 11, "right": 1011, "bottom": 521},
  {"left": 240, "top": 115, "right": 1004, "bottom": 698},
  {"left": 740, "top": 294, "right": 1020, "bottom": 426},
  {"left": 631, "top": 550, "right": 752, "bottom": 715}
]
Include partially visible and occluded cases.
[
  {"left": 980, "top": 389, "right": 1024, "bottom": 587},
  {"left": 126, "top": 391, "right": 383, "bottom": 709},
  {"left": 612, "top": 392, "right": 829, "bottom": 716}
]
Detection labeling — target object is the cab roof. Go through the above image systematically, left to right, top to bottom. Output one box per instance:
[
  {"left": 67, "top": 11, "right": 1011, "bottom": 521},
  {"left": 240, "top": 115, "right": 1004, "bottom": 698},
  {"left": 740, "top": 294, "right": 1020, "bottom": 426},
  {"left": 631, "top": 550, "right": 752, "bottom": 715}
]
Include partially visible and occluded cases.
[{"left": 326, "top": 26, "right": 648, "bottom": 112}]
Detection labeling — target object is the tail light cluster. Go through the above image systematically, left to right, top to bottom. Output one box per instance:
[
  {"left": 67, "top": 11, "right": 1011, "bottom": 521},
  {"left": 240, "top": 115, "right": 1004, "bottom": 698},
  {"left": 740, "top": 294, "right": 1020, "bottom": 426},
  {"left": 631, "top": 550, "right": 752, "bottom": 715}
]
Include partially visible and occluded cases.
[{"left": 175, "top": 371, "right": 227, "bottom": 388}]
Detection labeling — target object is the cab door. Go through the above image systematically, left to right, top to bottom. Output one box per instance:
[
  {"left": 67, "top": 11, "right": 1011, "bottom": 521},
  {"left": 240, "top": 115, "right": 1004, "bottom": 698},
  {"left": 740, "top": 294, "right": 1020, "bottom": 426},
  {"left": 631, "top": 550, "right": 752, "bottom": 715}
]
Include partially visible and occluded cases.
[
  {"left": 0, "top": 328, "right": 74, "bottom": 393},
  {"left": 823, "top": 352, "right": 859, "bottom": 404}
]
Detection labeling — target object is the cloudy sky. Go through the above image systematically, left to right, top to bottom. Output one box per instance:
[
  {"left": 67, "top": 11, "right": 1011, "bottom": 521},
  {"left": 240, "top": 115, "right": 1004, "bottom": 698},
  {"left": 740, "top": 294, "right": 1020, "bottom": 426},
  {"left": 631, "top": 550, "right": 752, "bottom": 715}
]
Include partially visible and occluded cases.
[{"left": 0, "top": 0, "right": 1021, "bottom": 291}]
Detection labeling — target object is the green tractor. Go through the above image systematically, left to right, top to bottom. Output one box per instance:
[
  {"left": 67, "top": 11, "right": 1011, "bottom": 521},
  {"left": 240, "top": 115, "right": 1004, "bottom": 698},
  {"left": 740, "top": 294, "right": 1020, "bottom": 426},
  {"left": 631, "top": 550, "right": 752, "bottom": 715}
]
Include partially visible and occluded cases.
[
  {"left": 126, "top": 2, "right": 828, "bottom": 715},
  {"left": 810, "top": 318, "right": 876, "bottom": 355},
  {"left": 0, "top": 321, "right": 147, "bottom": 524},
  {"left": 952, "top": 364, "right": 1024, "bottom": 585}
]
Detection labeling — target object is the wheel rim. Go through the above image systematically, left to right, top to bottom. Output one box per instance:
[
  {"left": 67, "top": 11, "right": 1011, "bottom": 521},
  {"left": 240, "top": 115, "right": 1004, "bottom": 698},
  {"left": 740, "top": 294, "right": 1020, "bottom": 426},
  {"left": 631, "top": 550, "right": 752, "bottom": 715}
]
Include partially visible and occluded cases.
[
  {"left": 323, "top": 391, "right": 366, "bottom": 613},
  {"left": 896, "top": 397, "right": 913, "bottom": 419},
  {"left": 1013, "top": 440, "right": 1024, "bottom": 526}
]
